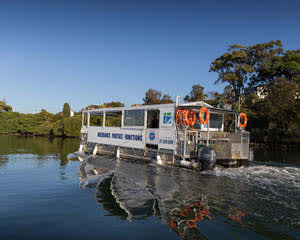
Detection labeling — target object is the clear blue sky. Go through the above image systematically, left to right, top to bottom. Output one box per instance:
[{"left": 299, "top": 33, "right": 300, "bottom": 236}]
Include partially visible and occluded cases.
[{"left": 1, "top": 0, "right": 299, "bottom": 113}]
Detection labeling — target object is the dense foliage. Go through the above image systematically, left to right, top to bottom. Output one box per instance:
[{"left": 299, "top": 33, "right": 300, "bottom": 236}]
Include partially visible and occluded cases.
[
  {"left": 210, "top": 40, "right": 300, "bottom": 144},
  {"left": 184, "top": 85, "right": 205, "bottom": 102},
  {"left": 143, "top": 89, "right": 174, "bottom": 105},
  {"left": 0, "top": 100, "right": 12, "bottom": 112},
  {"left": 84, "top": 101, "right": 124, "bottom": 110},
  {"left": 62, "top": 102, "right": 71, "bottom": 118},
  {"left": 0, "top": 109, "right": 81, "bottom": 137}
]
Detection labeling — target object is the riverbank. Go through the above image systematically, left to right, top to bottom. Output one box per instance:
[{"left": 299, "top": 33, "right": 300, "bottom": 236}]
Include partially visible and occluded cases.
[{"left": 0, "top": 111, "right": 81, "bottom": 137}]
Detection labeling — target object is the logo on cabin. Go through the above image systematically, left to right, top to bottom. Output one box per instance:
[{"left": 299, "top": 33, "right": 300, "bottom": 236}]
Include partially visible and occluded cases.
[
  {"left": 163, "top": 112, "right": 172, "bottom": 124},
  {"left": 149, "top": 132, "right": 156, "bottom": 141}
]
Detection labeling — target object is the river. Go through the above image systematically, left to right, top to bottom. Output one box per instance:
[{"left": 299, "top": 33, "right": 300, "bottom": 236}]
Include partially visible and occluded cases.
[{"left": 0, "top": 135, "right": 299, "bottom": 240}]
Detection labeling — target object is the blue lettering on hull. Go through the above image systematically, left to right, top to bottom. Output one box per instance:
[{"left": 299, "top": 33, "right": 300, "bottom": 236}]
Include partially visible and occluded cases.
[
  {"left": 97, "top": 132, "right": 142, "bottom": 141},
  {"left": 97, "top": 132, "right": 111, "bottom": 138},
  {"left": 112, "top": 133, "right": 123, "bottom": 139},
  {"left": 125, "top": 134, "right": 142, "bottom": 141},
  {"left": 159, "top": 139, "right": 174, "bottom": 145}
]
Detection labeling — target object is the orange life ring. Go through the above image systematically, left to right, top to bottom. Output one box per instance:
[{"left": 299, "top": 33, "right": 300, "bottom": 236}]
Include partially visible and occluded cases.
[
  {"left": 199, "top": 107, "right": 209, "bottom": 125},
  {"left": 176, "top": 110, "right": 183, "bottom": 124},
  {"left": 177, "top": 110, "right": 197, "bottom": 127},
  {"left": 181, "top": 110, "right": 196, "bottom": 127},
  {"left": 182, "top": 110, "right": 190, "bottom": 126},
  {"left": 187, "top": 111, "right": 197, "bottom": 127},
  {"left": 238, "top": 113, "right": 247, "bottom": 129}
]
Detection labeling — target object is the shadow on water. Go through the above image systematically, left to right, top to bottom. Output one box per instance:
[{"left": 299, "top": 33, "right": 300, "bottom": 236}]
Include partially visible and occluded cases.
[{"left": 79, "top": 155, "right": 300, "bottom": 240}]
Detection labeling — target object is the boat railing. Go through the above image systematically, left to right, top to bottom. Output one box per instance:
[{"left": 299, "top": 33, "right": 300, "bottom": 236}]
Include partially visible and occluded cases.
[{"left": 176, "top": 129, "right": 248, "bottom": 160}]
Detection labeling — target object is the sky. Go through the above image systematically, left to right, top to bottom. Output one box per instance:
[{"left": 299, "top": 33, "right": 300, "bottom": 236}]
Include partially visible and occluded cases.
[{"left": 1, "top": 0, "right": 300, "bottom": 113}]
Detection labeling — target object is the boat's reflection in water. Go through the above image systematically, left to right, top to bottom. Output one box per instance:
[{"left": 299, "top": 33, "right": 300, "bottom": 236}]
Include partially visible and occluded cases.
[{"left": 78, "top": 155, "right": 245, "bottom": 240}]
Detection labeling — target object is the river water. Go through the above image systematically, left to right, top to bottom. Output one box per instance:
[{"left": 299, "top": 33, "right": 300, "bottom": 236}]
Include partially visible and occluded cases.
[{"left": 0, "top": 135, "right": 299, "bottom": 240}]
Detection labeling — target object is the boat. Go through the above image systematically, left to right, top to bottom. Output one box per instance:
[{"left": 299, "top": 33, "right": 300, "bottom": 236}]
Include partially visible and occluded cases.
[{"left": 78, "top": 100, "right": 251, "bottom": 170}]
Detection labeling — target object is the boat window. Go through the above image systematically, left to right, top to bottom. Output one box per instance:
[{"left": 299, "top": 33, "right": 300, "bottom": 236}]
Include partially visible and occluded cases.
[
  {"left": 124, "top": 110, "right": 145, "bottom": 127},
  {"left": 147, "top": 110, "right": 159, "bottom": 128},
  {"left": 105, "top": 111, "right": 122, "bottom": 127},
  {"left": 89, "top": 112, "right": 103, "bottom": 127},
  {"left": 83, "top": 113, "right": 88, "bottom": 126},
  {"left": 209, "top": 113, "right": 223, "bottom": 129},
  {"left": 224, "top": 114, "right": 235, "bottom": 132},
  {"left": 193, "top": 117, "right": 201, "bottom": 129}
]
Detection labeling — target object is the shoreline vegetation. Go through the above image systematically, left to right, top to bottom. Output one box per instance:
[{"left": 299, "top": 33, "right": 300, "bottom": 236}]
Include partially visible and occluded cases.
[{"left": 1, "top": 40, "right": 299, "bottom": 144}]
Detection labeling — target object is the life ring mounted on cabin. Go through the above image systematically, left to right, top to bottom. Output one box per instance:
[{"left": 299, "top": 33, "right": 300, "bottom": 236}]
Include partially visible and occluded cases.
[
  {"left": 199, "top": 107, "right": 209, "bottom": 125},
  {"left": 176, "top": 110, "right": 197, "bottom": 127},
  {"left": 176, "top": 110, "right": 184, "bottom": 124},
  {"left": 183, "top": 110, "right": 197, "bottom": 127},
  {"left": 188, "top": 111, "right": 197, "bottom": 127},
  {"left": 238, "top": 113, "right": 247, "bottom": 129}
]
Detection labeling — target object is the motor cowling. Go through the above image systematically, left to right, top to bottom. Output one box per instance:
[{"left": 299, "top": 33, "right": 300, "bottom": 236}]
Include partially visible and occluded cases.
[{"left": 198, "top": 146, "right": 216, "bottom": 171}]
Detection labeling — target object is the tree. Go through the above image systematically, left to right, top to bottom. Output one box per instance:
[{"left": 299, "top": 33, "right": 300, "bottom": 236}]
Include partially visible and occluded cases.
[
  {"left": 210, "top": 40, "right": 283, "bottom": 102},
  {"left": 257, "top": 49, "right": 300, "bottom": 86},
  {"left": 184, "top": 85, "right": 205, "bottom": 102},
  {"left": 223, "top": 85, "right": 234, "bottom": 102},
  {"left": 143, "top": 89, "right": 174, "bottom": 105},
  {"left": 143, "top": 89, "right": 162, "bottom": 105},
  {"left": 160, "top": 94, "right": 174, "bottom": 104},
  {"left": 0, "top": 100, "right": 12, "bottom": 112},
  {"left": 84, "top": 101, "right": 124, "bottom": 111},
  {"left": 100, "top": 101, "right": 124, "bottom": 108},
  {"left": 62, "top": 103, "right": 71, "bottom": 118},
  {"left": 84, "top": 104, "right": 102, "bottom": 110}
]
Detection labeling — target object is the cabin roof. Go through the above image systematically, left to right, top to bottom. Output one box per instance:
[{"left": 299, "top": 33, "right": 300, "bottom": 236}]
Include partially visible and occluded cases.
[
  {"left": 82, "top": 101, "right": 236, "bottom": 114},
  {"left": 178, "top": 101, "right": 212, "bottom": 108},
  {"left": 82, "top": 103, "right": 175, "bottom": 113}
]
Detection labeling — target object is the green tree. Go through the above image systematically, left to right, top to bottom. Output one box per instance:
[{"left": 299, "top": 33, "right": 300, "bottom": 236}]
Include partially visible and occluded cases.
[
  {"left": 210, "top": 40, "right": 283, "bottom": 102},
  {"left": 257, "top": 49, "right": 300, "bottom": 86},
  {"left": 250, "top": 78, "right": 300, "bottom": 143},
  {"left": 184, "top": 84, "right": 205, "bottom": 102},
  {"left": 223, "top": 85, "right": 234, "bottom": 104},
  {"left": 143, "top": 89, "right": 173, "bottom": 105},
  {"left": 143, "top": 89, "right": 162, "bottom": 105},
  {"left": 205, "top": 91, "right": 222, "bottom": 106},
  {"left": 160, "top": 94, "right": 174, "bottom": 104},
  {"left": 0, "top": 100, "right": 12, "bottom": 112},
  {"left": 84, "top": 101, "right": 124, "bottom": 110},
  {"left": 100, "top": 101, "right": 124, "bottom": 108},
  {"left": 62, "top": 103, "right": 71, "bottom": 118}
]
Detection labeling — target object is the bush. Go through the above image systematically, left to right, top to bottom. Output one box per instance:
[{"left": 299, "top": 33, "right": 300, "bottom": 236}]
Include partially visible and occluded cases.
[
  {"left": 53, "top": 116, "right": 81, "bottom": 137},
  {"left": 62, "top": 116, "right": 81, "bottom": 137}
]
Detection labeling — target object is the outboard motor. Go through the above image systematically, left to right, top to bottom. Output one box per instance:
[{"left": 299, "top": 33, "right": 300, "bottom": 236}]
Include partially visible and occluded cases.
[{"left": 198, "top": 146, "right": 216, "bottom": 171}]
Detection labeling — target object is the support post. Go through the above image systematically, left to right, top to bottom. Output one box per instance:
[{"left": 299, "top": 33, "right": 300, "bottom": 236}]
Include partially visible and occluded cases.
[
  {"left": 207, "top": 110, "right": 210, "bottom": 146},
  {"left": 103, "top": 111, "right": 106, "bottom": 127},
  {"left": 93, "top": 145, "right": 98, "bottom": 156},
  {"left": 116, "top": 147, "right": 120, "bottom": 159},
  {"left": 156, "top": 155, "right": 162, "bottom": 165}
]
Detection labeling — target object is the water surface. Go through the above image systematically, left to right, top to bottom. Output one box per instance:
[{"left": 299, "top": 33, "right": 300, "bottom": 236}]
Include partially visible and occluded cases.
[{"left": 0, "top": 135, "right": 299, "bottom": 240}]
